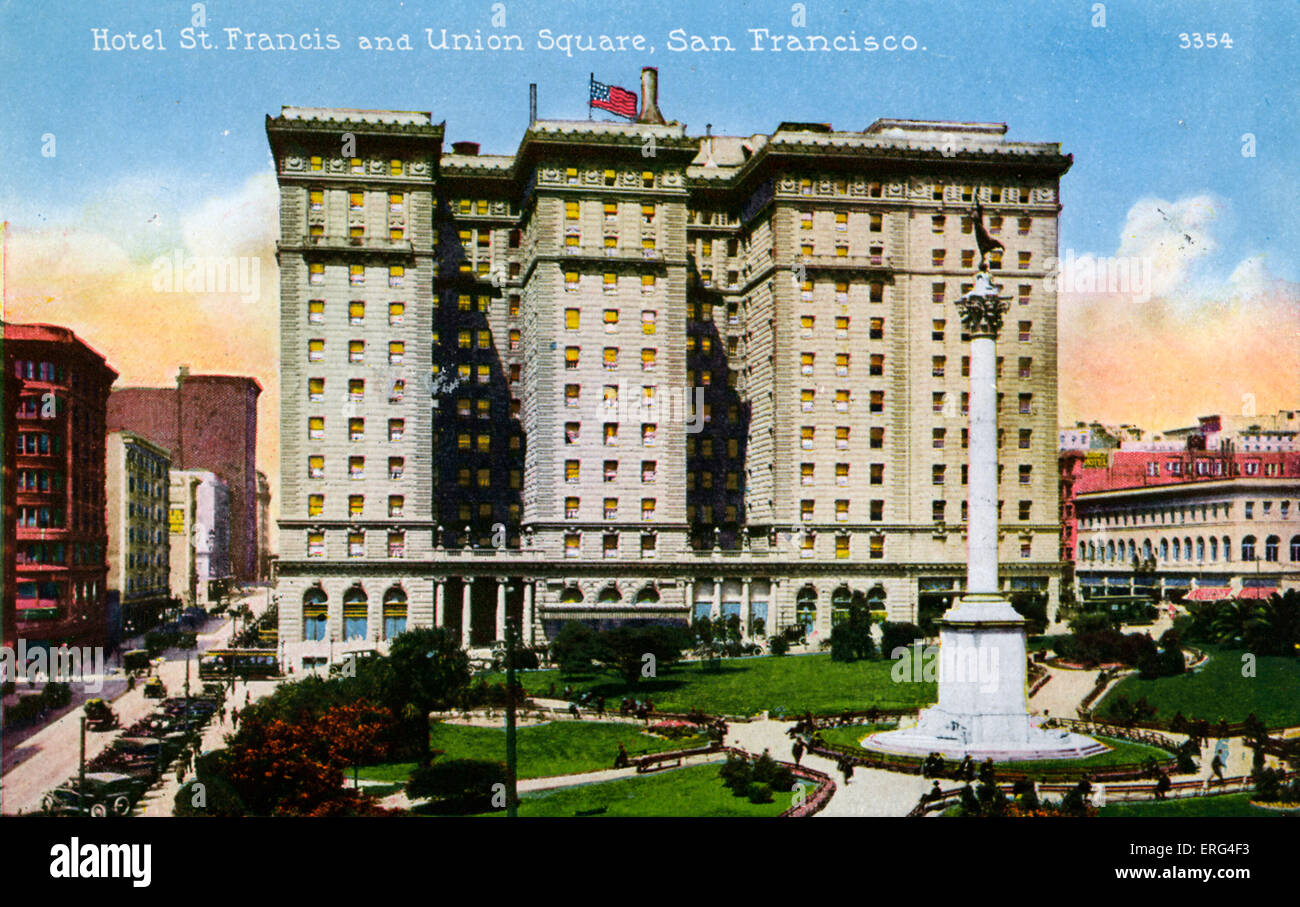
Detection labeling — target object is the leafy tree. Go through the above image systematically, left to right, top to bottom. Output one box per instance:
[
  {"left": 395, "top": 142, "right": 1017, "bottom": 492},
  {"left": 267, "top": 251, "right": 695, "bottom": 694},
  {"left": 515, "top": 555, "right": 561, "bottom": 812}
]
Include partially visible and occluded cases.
[
  {"left": 830, "top": 601, "right": 877, "bottom": 662},
  {"left": 551, "top": 621, "right": 600, "bottom": 675},
  {"left": 880, "top": 622, "right": 924, "bottom": 659},
  {"left": 593, "top": 625, "right": 693, "bottom": 685},
  {"left": 385, "top": 628, "right": 471, "bottom": 765},
  {"left": 174, "top": 776, "right": 246, "bottom": 817}
]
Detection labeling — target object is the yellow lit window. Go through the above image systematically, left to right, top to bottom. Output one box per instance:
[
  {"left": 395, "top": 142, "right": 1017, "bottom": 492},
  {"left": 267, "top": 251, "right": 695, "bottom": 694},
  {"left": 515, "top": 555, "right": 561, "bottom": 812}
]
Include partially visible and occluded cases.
[
  {"left": 309, "top": 156, "right": 322, "bottom": 171},
  {"left": 389, "top": 158, "right": 402, "bottom": 175},
  {"left": 309, "top": 189, "right": 323, "bottom": 209},
  {"left": 349, "top": 191, "right": 364, "bottom": 210},
  {"left": 565, "top": 201, "right": 580, "bottom": 220},
  {"left": 604, "top": 202, "right": 617, "bottom": 216},
  {"left": 604, "top": 235, "right": 617, "bottom": 248},
  {"left": 309, "top": 262, "right": 324, "bottom": 283},
  {"left": 350, "top": 264, "right": 365, "bottom": 285},
  {"left": 641, "top": 274, "right": 655, "bottom": 292},
  {"left": 308, "top": 299, "right": 324, "bottom": 321},
  {"left": 389, "top": 302, "right": 404, "bottom": 324},
  {"left": 604, "top": 309, "right": 619, "bottom": 325},
  {"left": 642, "top": 311, "right": 656, "bottom": 334},
  {"left": 308, "top": 339, "right": 324, "bottom": 360},
  {"left": 348, "top": 340, "right": 364, "bottom": 362},
  {"left": 389, "top": 341, "right": 405, "bottom": 363},
  {"left": 565, "top": 347, "right": 579, "bottom": 367},
  {"left": 641, "top": 349, "right": 656, "bottom": 370},
  {"left": 308, "top": 378, "right": 324, "bottom": 399},
  {"left": 308, "top": 417, "right": 324, "bottom": 440},
  {"left": 308, "top": 455, "right": 324, "bottom": 477},
  {"left": 308, "top": 494, "right": 324, "bottom": 517},
  {"left": 349, "top": 495, "right": 364, "bottom": 516},
  {"left": 836, "top": 536, "right": 850, "bottom": 559}
]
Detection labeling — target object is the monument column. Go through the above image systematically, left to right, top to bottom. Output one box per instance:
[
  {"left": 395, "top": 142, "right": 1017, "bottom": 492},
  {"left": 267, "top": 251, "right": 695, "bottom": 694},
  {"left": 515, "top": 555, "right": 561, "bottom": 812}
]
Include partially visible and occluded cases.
[
  {"left": 434, "top": 578, "right": 445, "bottom": 629},
  {"left": 710, "top": 579, "right": 721, "bottom": 622}
]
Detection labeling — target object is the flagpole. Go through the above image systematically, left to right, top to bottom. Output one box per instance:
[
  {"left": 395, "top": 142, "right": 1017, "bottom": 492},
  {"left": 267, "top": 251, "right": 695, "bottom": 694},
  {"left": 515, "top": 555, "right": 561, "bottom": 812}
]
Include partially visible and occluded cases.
[{"left": 589, "top": 73, "right": 593, "bottom": 120}]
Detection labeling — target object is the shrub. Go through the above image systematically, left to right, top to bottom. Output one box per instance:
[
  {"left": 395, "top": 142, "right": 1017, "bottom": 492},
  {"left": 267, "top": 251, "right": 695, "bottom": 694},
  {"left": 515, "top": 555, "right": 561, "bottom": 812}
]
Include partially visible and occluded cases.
[
  {"left": 880, "top": 622, "right": 924, "bottom": 660},
  {"left": 40, "top": 682, "right": 72, "bottom": 709},
  {"left": 407, "top": 758, "right": 507, "bottom": 806},
  {"left": 174, "top": 776, "right": 247, "bottom": 817},
  {"left": 747, "top": 782, "right": 773, "bottom": 804}
]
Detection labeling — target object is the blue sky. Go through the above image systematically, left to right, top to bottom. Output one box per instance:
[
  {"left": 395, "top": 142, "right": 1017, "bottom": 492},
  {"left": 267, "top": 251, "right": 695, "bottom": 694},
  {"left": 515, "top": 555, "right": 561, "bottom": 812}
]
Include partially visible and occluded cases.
[{"left": 2, "top": 0, "right": 1296, "bottom": 278}]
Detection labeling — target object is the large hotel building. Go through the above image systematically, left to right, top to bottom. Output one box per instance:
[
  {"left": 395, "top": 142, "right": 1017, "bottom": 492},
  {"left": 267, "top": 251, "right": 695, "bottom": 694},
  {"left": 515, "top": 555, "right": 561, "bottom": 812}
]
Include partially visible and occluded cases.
[{"left": 267, "top": 70, "right": 1072, "bottom": 667}]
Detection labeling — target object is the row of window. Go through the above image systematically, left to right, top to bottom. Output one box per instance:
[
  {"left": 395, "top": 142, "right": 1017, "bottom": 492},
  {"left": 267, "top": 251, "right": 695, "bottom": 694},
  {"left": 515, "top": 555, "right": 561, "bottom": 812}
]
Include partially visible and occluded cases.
[
  {"left": 306, "top": 156, "right": 407, "bottom": 176},
  {"left": 307, "top": 263, "right": 404, "bottom": 287},
  {"left": 563, "top": 271, "right": 659, "bottom": 293},
  {"left": 307, "top": 300, "right": 407, "bottom": 324},
  {"left": 306, "top": 340, "right": 407, "bottom": 364},
  {"left": 1083, "top": 499, "right": 1297, "bottom": 529},
  {"left": 1081, "top": 535, "right": 1300, "bottom": 563}
]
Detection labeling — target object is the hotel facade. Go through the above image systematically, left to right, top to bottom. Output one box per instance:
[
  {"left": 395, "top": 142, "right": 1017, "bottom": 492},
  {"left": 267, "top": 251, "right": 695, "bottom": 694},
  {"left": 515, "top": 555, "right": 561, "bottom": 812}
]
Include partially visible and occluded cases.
[{"left": 267, "top": 71, "right": 1072, "bottom": 667}]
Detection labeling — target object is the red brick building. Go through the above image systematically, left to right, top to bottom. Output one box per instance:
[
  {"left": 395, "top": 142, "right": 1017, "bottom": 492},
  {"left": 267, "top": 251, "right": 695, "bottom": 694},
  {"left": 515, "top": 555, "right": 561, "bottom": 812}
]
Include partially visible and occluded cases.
[
  {"left": 5, "top": 323, "right": 117, "bottom": 649},
  {"left": 2, "top": 342, "right": 21, "bottom": 652},
  {"left": 107, "top": 370, "right": 261, "bottom": 583}
]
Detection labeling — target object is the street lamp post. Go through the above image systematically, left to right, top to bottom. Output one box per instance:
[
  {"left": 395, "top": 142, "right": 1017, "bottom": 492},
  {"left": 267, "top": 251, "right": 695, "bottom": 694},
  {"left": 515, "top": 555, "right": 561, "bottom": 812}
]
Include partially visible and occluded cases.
[{"left": 504, "top": 603, "right": 519, "bottom": 818}]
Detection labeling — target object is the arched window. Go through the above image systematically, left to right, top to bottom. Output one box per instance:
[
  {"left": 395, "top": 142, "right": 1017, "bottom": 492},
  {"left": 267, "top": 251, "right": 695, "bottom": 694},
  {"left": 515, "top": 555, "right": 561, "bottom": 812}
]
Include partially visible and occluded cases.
[
  {"left": 1264, "top": 535, "right": 1279, "bottom": 562},
  {"left": 1291, "top": 535, "right": 1300, "bottom": 562},
  {"left": 1210, "top": 536, "right": 1218, "bottom": 561},
  {"left": 1241, "top": 536, "right": 1256, "bottom": 561},
  {"left": 1196, "top": 537, "right": 1205, "bottom": 562},
  {"left": 1171, "top": 538, "right": 1180, "bottom": 561},
  {"left": 1184, "top": 538, "right": 1192, "bottom": 562},
  {"left": 1142, "top": 539, "right": 1153, "bottom": 561},
  {"left": 1160, "top": 539, "right": 1169, "bottom": 562},
  {"left": 1128, "top": 540, "right": 1136, "bottom": 562},
  {"left": 1106, "top": 541, "right": 1116, "bottom": 562},
  {"left": 1078, "top": 542, "right": 1086, "bottom": 561},
  {"left": 1088, "top": 542, "right": 1097, "bottom": 561},
  {"left": 597, "top": 584, "right": 622, "bottom": 603},
  {"left": 865, "top": 584, "right": 886, "bottom": 611},
  {"left": 634, "top": 585, "right": 660, "bottom": 605},
  {"left": 342, "top": 586, "right": 368, "bottom": 641},
  {"left": 382, "top": 586, "right": 408, "bottom": 639},
  {"left": 559, "top": 586, "right": 583, "bottom": 604},
  {"left": 795, "top": 586, "right": 817, "bottom": 633},
  {"left": 831, "top": 586, "right": 852, "bottom": 625},
  {"left": 302, "top": 587, "right": 327, "bottom": 642}
]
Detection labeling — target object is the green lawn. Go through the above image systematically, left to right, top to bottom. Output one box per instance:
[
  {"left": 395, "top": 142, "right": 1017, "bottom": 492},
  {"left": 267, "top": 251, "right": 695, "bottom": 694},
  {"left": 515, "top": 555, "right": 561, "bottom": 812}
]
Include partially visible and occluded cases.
[
  {"left": 1097, "top": 646, "right": 1300, "bottom": 728},
  {"left": 498, "top": 654, "right": 936, "bottom": 717},
  {"left": 356, "top": 720, "right": 707, "bottom": 783},
  {"left": 820, "top": 730, "right": 1171, "bottom": 772},
  {"left": 466, "top": 763, "right": 804, "bottom": 817},
  {"left": 1100, "top": 793, "right": 1293, "bottom": 818}
]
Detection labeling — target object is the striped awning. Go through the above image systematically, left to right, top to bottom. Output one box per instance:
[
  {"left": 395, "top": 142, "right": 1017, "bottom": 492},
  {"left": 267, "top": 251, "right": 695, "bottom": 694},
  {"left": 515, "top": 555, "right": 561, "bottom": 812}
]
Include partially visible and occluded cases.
[
  {"left": 1237, "top": 586, "right": 1277, "bottom": 600},
  {"left": 1184, "top": 587, "right": 1232, "bottom": 601}
]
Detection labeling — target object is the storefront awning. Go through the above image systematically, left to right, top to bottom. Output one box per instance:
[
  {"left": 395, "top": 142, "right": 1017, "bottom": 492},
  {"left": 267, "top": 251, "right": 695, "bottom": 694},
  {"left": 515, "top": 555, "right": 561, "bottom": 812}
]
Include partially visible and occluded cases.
[
  {"left": 1237, "top": 586, "right": 1278, "bottom": 600},
  {"left": 1184, "top": 587, "right": 1232, "bottom": 601}
]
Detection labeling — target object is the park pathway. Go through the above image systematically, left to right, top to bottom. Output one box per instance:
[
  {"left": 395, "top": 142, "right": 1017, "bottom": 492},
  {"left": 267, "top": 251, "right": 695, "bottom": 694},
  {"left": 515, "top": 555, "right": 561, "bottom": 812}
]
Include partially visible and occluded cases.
[
  {"left": 1028, "top": 665, "right": 1099, "bottom": 719},
  {"left": 726, "top": 718, "right": 930, "bottom": 816}
]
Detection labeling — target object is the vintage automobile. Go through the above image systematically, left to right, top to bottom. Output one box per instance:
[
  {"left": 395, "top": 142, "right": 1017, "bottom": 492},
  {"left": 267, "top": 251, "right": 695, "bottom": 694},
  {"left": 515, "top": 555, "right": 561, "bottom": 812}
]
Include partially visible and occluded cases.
[
  {"left": 142, "top": 677, "right": 166, "bottom": 699},
  {"left": 83, "top": 698, "right": 119, "bottom": 731},
  {"left": 41, "top": 773, "right": 139, "bottom": 817}
]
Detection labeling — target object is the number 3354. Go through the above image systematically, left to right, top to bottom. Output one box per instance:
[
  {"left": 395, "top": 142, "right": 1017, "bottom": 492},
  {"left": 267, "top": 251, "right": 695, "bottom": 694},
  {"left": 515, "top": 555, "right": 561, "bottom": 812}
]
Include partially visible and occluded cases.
[{"left": 1179, "top": 33, "right": 1233, "bottom": 48}]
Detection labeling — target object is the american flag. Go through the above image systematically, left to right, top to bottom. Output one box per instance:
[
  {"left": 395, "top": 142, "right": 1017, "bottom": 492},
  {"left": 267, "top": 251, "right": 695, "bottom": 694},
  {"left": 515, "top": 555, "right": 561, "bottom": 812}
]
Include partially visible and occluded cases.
[{"left": 590, "top": 75, "right": 638, "bottom": 119}]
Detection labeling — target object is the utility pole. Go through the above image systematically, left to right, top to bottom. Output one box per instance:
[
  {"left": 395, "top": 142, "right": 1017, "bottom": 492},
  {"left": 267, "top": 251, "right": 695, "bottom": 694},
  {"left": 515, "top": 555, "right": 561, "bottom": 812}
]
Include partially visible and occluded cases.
[
  {"left": 504, "top": 605, "right": 518, "bottom": 818},
  {"left": 78, "top": 716, "right": 87, "bottom": 816}
]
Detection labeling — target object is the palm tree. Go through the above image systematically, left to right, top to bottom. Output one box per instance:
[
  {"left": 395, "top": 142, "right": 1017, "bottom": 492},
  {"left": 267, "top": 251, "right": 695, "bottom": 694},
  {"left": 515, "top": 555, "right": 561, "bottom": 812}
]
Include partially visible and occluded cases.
[{"left": 1208, "top": 598, "right": 1266, "bottom": 647}]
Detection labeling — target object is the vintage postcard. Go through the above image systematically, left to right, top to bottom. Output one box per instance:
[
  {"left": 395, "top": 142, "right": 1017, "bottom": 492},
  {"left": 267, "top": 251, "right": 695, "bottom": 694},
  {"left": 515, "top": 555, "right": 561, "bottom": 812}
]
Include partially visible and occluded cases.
[{"left": 1, "top": 0, "right": 1296, "bottom": 885}]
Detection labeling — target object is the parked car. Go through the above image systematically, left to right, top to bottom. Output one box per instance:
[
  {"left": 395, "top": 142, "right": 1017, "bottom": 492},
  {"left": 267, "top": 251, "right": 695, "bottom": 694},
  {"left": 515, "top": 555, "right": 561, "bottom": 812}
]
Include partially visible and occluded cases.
[
  {"left": 143, "top": 678, "right": 166, "bottom": 699},
  {"left": 83, "top": 698, "right": 119, "bottom": 731},
  {"left": 42, "top": 773, "right": 139, "bottom": 817}
]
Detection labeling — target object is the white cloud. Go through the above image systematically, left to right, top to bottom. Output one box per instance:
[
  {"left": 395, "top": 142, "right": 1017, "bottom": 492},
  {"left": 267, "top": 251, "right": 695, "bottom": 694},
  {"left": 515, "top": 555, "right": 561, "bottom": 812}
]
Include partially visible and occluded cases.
[
  {"left": 180, "top": 172, "right": 279, "bottom": 259},
  {"left": 1114, "top": 194, "right": 1221, "bottom": 298}
]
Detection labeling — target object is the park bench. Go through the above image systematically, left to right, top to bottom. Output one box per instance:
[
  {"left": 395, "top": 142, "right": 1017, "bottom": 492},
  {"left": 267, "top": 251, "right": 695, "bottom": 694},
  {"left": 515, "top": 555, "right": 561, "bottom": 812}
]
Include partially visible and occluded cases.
[
  {"left": 637, "top": 755, "right": 684, "bottom": 773},
  {"left": 574, "top": 806, "right": 607, "bottom": 816}
]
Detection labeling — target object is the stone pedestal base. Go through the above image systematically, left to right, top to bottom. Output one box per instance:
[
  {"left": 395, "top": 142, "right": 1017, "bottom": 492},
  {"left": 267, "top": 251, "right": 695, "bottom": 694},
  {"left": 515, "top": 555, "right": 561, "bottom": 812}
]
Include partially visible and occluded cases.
[{"left": 864, "top": 594, "right": 1102, "bottom": 762}]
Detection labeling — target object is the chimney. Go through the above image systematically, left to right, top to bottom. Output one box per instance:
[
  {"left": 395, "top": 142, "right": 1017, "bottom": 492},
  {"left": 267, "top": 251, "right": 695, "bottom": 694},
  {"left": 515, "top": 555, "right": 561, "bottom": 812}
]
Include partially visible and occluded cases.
[
  {"left": 637, "top": 66, "right": 666, "bottom": 125},
  {"left": 451, "top": 141, "right": 480, "bottom": 155},
  {"left": 177, "top": 365, "right": 190, "bottom": 385}
]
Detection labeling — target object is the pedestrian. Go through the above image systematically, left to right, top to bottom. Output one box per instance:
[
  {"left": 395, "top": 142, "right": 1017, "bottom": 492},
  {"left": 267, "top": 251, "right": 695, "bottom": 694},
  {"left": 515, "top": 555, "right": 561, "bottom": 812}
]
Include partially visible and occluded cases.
[
  {"left": 245, "top": 690, "right": 251, "bottom": 706},
  {"left": 596, "top": 696, "right": 606, "bottom": 717},
  {"left": 219, "top": 706, "right": 226, "bottom": 723},
  {"left": 792, "top": 740, "right": 804, "bottom": 765},
  {"left": 614, "top": 742, "right": 630, "bottom": 769},
  {"left": 1210, "top": 752, "right": 1225, "bottom": 786},
  {"left": 841, "top": 759, "right": 855, "bottom": 785},
  {"left": 1155, "top": 771, "right": 1171, "bottom": 800}
]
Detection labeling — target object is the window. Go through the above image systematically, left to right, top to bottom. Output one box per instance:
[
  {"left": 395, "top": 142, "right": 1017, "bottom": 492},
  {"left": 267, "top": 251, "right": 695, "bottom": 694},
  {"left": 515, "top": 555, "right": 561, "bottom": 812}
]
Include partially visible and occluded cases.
[
  {"left": 309, "top": 156, "right": 323, "bottom": 172},
  {"left": 932, "top": 249, "right": 946, "bottom": 267},
  {"left": 1018, "top": 251, "right": 1031, "bottom": 270},
  {"left": 309, "top": 262, "right": 324, "bottom": 284},
  {"left": 349, "top": 264, "right": 365, "bottom": 286},
  {"left": 870, "top": 318, "right": 884, "bottom": 340},
  {"left": 308, "top": 339, "right": 324, "bottom": 361},
  {"left": 641, "top": 348, "right": 657, "bottom": 371},
  {"left": 801, "top": 352, "right": 815, "bottom": 376},
  {"left": 835, "top": 353, "right": 849, "bottom": 377},
  {"left": 932, "top": 356, "right": 946, "bottom": 378},
  {"left": 308, "top": 378, "right": 325, "bottom": 402},
  {"left": 1018, "top": 394, "right": 1032, "bottom": 415},
  {"left": 308, "top": 417, "right": 324, "bottom": 440},
  {"left": 603, "top": 423, "right": 618, "bottom": 446},
  {"left": 641, "top": 423, "right": 657, "bottom": 446},
  {"left": 801, "top": 426, "right": 814, "bottom": 449},
  {"left": 835, "top": 427, "right": 850, "bottom": 449},
  {"left": 933, "top": 428, "right": 946, "bottom": 449},
  {"left": 1018, "top": 429, "right": 1032, "bottom": 450},
  {"left": 349, "top": 456, "right": 365, "bottom": 480},
  {"left": 870, "top": 464, "right": 884, "bottom": 485},
  {"left": 1019, "top": 464, "right": 1032, "bottom": 485},
  {"left": 933, "top": 465, "right": 946, "bottom": 485},
  {"left": 307, "top": 494, "right": 324, "bottom": 517},
  {"left": 307, "top": 532, "right": 325, "bottom": 558},
  {"left": 565, "top": 533, "right": 581, "bottom": 558},
  {"left": 869, "top": 536, "right": 884, "bottom": 560}
]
